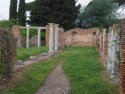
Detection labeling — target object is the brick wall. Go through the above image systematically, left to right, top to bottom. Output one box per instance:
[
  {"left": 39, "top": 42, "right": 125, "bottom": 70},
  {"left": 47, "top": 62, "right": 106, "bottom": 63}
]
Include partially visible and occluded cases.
[
  {"left": 120, "top": 19, "right": 125, "bottom": 94},
  {"left": 12, "top": 25, "right": 24, "bottom": 47},
  {"left": 64, "top": 28, "right": 99, "bottom": 46}
]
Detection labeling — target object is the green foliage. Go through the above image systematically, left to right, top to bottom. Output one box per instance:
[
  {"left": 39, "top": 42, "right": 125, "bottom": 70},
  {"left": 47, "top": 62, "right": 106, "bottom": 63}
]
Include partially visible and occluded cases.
[
  {"left": 9, "top": 0, "right": 17, "bottom": 20},
  {"left": 18, "top": 0, "right": 26, "bottom": 25},
  {"left": 31, "top": 0, "right": 81, "bottom": 30},
  {"left": 78, "top": 0, "right": 119, "bottom": 28},
  {"left": 114, "top": 0, "right": 125, "bottom": 6},
  {"left": 26, "top": 2, "right": 34, "bottom": 11},
  {"left": 0, "top": 20, "right": 18, "bottom": 31},
  {"left": 20, "top": 29, "right": 45, "bottom": 39},
  {"left": 0, "top": 30, "right": 16, "bottom": 82},
  {"left": 17, "top": 46, "right": 48, "bottom": 60},
  {"left": 63, "top": 47, "right": 118, "bottom": 94}
]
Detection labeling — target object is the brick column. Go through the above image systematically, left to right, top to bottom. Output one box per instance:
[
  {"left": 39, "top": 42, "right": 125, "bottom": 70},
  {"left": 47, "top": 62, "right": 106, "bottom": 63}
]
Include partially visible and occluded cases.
[
  {"left": 120, "top": 19, "right": 125, "bottom": 94},
  {"left": 12, "top": 25, "right": 22, "bottom": 47}
]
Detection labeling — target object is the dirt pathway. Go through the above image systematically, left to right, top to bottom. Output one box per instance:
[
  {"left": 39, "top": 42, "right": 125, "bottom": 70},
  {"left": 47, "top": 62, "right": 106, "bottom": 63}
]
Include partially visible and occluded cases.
[{"left": 36, "top": 64, "right": 70, "bottom": 94}]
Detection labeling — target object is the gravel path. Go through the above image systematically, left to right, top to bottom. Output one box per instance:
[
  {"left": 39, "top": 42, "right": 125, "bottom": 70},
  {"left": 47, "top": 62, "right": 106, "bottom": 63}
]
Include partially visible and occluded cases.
[{"left": 36, "top": 64, "right": 70, "bottom": 94}]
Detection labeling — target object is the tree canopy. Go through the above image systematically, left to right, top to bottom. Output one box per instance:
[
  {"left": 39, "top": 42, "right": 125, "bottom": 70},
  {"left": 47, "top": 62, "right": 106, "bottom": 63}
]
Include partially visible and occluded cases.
[
  {"left": 9, "top": 0, "right": 17, "bottom": 20},
  {"left": 18, "top": 0, "right": 26, "bottom": 25},
  {"left": 31, "top": 0, "right": 81, "bottom": 30},
  {"left": 77, "top": 0, "right": 119, "bottom": 28},
  {"left": 114, "top": 0, "right": 125, "bottom": 6},
  {"left": 26, "top": 2, "right": 34, "bottom": 11}
]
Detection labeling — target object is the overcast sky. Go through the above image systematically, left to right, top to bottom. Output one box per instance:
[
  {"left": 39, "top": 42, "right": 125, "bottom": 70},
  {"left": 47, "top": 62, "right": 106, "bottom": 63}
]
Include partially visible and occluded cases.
[{"left": 0, "top": 0, "right": 91, "bottom": 20}]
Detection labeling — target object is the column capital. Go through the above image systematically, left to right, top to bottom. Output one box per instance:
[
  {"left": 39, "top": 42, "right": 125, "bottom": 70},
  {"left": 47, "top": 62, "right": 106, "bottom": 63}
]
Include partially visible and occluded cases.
[
  {"left": 48, "top": 23, "right": 55, "bottom": 27},
  {"left": 55, "top": 24, "right": 59, "bottom": 27},
  {"left": 37, "top": 27, "right": 41, "bottom": 31},
  {"left": 103, "top": 29, "right": 107, "bottom": 32}
]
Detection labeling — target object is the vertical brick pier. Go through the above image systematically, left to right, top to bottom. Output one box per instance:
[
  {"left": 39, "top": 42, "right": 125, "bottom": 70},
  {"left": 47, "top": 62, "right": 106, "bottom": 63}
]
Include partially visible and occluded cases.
[{"left": 120, "top": 19, "right": 125, "bottom": 94}]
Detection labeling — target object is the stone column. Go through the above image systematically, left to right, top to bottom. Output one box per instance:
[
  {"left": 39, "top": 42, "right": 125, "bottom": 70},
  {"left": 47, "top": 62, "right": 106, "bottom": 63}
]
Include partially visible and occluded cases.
[
  {"left": 48, "top": 23, "right": 54, "bottom": 52},
  {"left": 54, "top": 24, "right": 59, "bottom": 50},
  {"left": 26, "top": 26, "right": 30, "bottom": 48},
  {"left": 38, "top": 28, "right": 41, "bottom": 48},
  {"left": 102, "top": 29, "right": 106, "bottom": 58},
  {"left": 107, "top": 29, "right": 112, "bottom": 73},
  {"left": 111, "top": 30, "right": 115, "bottom": 77},
  {"left": 99, "top": 32, "right": 102, "bottom": 54}
]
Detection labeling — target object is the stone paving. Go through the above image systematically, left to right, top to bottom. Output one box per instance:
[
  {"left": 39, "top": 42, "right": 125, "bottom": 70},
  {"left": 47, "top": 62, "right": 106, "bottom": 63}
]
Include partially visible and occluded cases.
[{"left": 36, "top": 64, "right": 70, "bottom": 94}]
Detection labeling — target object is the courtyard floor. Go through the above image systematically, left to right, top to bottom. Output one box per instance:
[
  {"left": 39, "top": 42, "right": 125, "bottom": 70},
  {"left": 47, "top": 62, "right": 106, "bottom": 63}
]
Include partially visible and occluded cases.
[{"left": 0, "top": 47, "right": 118, "bottom": 94}]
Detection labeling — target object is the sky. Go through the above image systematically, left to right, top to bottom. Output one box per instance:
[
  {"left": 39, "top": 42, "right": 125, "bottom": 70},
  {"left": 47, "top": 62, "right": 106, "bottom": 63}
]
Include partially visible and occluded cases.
[{"left": 0, "top": 0, "right": 91, "bottom": 20}]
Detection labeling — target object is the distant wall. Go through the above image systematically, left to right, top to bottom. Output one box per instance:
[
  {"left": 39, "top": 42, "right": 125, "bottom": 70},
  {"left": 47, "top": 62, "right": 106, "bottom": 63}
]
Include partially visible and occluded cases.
[{"left": 64, "top": 28, "right": 99, "bottom": 46}]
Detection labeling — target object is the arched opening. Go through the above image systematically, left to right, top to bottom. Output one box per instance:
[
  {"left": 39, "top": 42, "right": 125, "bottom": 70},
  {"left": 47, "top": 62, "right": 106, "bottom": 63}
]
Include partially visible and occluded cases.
[
  {"left": 71, "top": 31, "right": 78, "bottom": 43},
  {"left": 92, "top": 31, "right": 97, "bottom": 46},
  {"left": 93, "top": 32, "right": 96, "bottom": 35}
]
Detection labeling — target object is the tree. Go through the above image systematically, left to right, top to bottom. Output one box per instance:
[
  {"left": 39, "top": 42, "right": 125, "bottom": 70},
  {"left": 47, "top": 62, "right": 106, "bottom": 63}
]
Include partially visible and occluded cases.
[
  {"left": 9, "top": 0, "right": 17, "bottom": 20},
  {"left": 18, "top": 0, "right": 26, "bottom": 25},
  {"left": 31, "top": 0, "right": 81, "bottom": 30},
  {"left": 77, "top": 0, "right": 119, "bottom": 28},
  {"left": 114, "top": 0, "right": 125, "bottom": 6},
  {"left": 26, "top": 2, "right": 34, "bottom": 11}
]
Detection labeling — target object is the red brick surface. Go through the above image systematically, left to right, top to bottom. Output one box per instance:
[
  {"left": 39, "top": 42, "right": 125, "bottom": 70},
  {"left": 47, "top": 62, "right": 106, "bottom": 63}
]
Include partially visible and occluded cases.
[
  {"left": 120, "top": 18, "right": 125, "bottom": 94},
  {"left": 64, "top": 28, "right": 98, "bottom": 46}
]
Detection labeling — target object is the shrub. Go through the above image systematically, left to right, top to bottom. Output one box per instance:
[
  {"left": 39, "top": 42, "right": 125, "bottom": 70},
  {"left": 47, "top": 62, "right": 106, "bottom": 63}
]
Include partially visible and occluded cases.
[
  {"left": 0, "top": 20, "right": 18, "bottom": 31},
  {"left": 20, "top": 29, "right": 46, "bottom": 39},
  {"left": 0, "top": 30, "right": 16, "bottom": 83}
]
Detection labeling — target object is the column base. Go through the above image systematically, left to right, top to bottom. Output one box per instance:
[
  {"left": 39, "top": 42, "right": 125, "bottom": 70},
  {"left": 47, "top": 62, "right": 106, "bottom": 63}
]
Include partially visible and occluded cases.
[{"left": 48, "top": 50, "right": 54, "bottom": 53}]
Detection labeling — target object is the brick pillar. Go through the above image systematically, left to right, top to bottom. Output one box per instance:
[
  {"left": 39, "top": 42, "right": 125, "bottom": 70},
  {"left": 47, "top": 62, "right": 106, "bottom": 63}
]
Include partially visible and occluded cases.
[
  {"left": 120, "top": 19, "right": 125, "bottom": 94},
  {"left": 12, "top": 25, "right": 22, "bottom": 47},
  {"left": 58, "top": 28, "right": 65, "bottom": 50}
]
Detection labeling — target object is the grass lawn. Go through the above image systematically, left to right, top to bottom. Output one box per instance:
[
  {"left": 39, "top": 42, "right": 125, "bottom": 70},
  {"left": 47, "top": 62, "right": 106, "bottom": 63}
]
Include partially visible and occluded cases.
[
  {"left": 0, "top": 46, "right": 118, "bottom": 94},
  {"left": 17, "top": 46, "right": 48, "bottom": 60},
  {"left": 63, "top": 46, "right": 118, "bottom": 94},
  {"left": 0, "top": 52, "right": 67, "bottom": 94}
]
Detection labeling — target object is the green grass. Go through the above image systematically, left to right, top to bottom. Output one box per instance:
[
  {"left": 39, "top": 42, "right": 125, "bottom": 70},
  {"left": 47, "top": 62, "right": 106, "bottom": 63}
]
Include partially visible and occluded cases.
[
  {"left": 0, "top": 46, "right": 117, "bottom": 94},
  {"left": 17, "top": 46, "right": 48, "bottom": 60},
  {"left": 63, "top": 46, "right": 118, "bottom": 94},
  {"left": 0, "top": 52, "right": 67, "bottom": 94}
]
